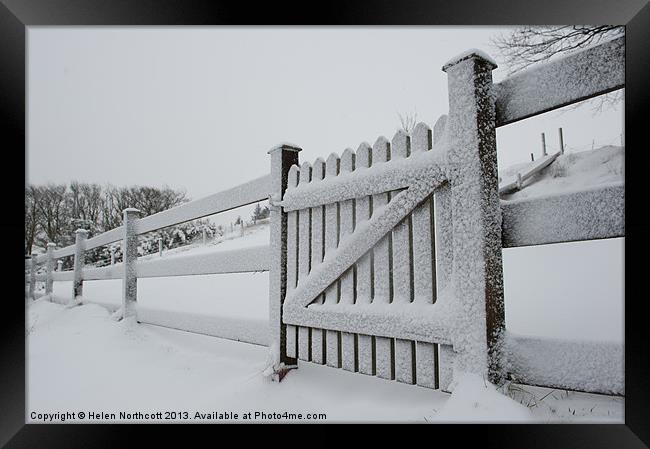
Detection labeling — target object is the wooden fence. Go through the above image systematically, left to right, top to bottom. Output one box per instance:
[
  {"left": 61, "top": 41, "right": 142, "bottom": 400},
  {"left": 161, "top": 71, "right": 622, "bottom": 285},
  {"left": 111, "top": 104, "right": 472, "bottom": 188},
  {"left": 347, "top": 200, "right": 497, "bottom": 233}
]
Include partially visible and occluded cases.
[
  {"left": 25, "top": 36, "right": 625, "bottom": 395},
  {"left": 25, "top": 175, "right": 272, "bottom": 321}
]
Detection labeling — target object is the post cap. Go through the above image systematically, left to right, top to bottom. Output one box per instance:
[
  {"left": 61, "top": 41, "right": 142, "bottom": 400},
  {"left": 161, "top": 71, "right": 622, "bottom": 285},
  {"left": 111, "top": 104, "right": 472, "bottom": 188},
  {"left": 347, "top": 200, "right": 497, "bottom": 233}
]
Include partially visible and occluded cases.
[
  {"left": 442, "top": 49, "right": 498, "bottom": 72},
  {"left": 268, "top": 142, "right": 302, "bottom": 154},
  {"left": 122, "top": 207, "right": 141, "bottom": 219},
  {"left": 75, "top": 228, "right": 89, "bottom": 235},
  {"left": 47, "top": 243, "right": 57, "bottom": 248}
]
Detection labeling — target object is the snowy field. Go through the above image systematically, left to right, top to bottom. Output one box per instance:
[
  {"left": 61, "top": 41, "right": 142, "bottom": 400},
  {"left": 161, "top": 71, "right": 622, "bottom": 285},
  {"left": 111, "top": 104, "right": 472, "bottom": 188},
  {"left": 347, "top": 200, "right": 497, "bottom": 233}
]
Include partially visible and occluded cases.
[
  {"left": 27, "top": 146, "right": 624, "bottom": 422},
  {"left": 27, "top": 300, "right": 623, "bottom": 423}
]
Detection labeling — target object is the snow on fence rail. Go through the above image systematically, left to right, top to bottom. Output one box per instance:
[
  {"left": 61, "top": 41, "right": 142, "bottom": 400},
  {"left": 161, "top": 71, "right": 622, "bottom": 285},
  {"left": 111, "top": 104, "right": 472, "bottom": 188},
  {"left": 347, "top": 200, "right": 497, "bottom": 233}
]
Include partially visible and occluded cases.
[
  {"left": 494, "top": 36, "right": 624, "bottom": 127},
  {"left": 25, "top": 37, "right": 624, "bottom": 396},
  {"left": 502, "top": 182, "right": 624, "bottom": 248}
]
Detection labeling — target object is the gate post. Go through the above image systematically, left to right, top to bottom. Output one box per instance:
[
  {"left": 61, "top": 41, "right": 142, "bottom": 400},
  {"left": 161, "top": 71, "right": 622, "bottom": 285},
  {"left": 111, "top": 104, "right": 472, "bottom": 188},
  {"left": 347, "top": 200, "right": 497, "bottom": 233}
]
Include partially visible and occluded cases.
[
  {"left": 442, "top": 51, "right": 506, "bottom": 385},
  {"left": 268, "top": 143, "right": 301, "bottom": 377},
  {"left": 121, "top": 208, "right": 141, "bottom": 320},
  {"left": 72, "top": 229, "right": 88, "bottom": 301},
  {"left": 45, "top": 243, "right": 56, "bottom": 298},
  {"left": 29, "top": 252, "right": 38, "bottom": 300}
]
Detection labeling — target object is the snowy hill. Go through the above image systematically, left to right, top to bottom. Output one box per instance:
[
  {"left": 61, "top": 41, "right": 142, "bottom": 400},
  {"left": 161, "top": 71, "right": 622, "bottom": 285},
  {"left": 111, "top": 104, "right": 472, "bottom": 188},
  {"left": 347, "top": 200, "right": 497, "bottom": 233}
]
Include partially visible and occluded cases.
[{"left": 499, "top": 145, "right": 623, "bottom": 201}]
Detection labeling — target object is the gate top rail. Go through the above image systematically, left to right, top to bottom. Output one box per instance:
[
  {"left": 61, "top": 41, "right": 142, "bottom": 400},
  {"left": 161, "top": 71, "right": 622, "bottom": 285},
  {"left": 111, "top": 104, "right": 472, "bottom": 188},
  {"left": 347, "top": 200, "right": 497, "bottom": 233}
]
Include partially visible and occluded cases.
[{"left": 281, "top": 127, "right": 446, "bottom": 211}]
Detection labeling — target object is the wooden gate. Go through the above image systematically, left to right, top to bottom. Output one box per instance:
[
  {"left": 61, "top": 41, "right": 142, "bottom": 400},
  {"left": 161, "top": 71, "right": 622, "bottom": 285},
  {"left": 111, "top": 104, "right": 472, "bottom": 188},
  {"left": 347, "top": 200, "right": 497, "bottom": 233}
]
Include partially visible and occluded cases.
[{"left": 270, "top": 52, "right": 506, "bottom": 390}]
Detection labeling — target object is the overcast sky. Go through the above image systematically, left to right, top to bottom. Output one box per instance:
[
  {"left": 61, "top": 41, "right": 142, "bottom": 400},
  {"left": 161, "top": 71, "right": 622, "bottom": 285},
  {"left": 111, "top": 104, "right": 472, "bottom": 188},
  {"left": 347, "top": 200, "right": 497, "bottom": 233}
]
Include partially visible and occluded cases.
[
  {"left": 26, "top": 27, "right": 624, "bottom": 343},
  {"left": 27, "top": 27, "right": 623, "bottom": 199}
]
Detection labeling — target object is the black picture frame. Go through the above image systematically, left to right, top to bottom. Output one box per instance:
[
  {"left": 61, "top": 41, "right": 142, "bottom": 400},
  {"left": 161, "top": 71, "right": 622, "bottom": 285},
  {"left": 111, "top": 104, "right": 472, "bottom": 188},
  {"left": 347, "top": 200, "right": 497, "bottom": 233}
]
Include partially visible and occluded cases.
[{"left": 2, "top": 0, "right": 648, "bottom": 446}]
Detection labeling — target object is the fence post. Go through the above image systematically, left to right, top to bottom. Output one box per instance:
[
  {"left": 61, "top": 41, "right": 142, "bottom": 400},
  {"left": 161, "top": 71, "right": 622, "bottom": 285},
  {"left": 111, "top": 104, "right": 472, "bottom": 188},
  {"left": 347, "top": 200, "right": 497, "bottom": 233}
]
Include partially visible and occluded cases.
[
  {"left": 443, "top": 51, "right": 506, "bottom": 386},
  {"left": 558, "top": 127, "right": 565, "bottom": 154},
  {"left": 541, "top": 132, "right": 547, "bottom": 156},
  {"left": 268, "top": 143, "right": 301, "bottom": 378},
  {"left": 121, "top": 208, "right": 141, "bottom": 319},
  {"left": 202, "top": 227, "right": 207, "bottom": 245},
  {"left": 72, "top": 229, "right": 88, "bottom": 301},
  {"left": 158, "top": 237, "right": 163, "bottom": 257},
  {"left": 45, "top": 243, "right": 56, "bottom": 298},
  {"left": 110, "top": 247, "right": 116, "bottom": 265},
  {"left": 29, "top": 252, "right": 38, "bottom": 300},
  {"left": 57, "top": 260, "right": 63, "bottom": 271}
]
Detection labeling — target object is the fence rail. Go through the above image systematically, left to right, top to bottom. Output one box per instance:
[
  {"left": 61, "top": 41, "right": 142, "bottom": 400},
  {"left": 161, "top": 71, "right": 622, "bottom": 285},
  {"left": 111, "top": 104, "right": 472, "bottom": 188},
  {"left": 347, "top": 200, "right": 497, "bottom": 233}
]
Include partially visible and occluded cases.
[
  {"left": 25, "top": 36, "right": 625, "bottom": 396},
  {"left": 494, "top": 36, "right": 624, "bottom": 127},
  {"left": 26, "top": 174, "right": 271, "bottom": 311},
  {"left": 136, "top": 175, "right": 270, "bottom": 235},
  {"left": 502, "top": 183, "right": 624, "bottom": 247},
  {"left": 136, "top": 245, "right": 270, "bottom": 278}
]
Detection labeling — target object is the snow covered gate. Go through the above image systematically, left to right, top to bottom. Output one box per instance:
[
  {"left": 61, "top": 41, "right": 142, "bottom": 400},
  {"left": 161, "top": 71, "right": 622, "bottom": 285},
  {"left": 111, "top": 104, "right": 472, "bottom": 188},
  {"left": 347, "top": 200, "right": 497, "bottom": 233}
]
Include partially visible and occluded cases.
[
  {"left": 269, "top": 37, "right": 625, "bottom": 394},
  {"left": 270, "top": 53, "right": 505, "bottom": 391}
]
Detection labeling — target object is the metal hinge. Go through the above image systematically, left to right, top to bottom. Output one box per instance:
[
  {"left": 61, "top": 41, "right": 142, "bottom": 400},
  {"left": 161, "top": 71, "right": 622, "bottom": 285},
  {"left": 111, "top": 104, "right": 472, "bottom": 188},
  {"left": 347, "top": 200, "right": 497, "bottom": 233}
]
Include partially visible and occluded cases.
[{"left": 268, "top": 194, "right": 284, "bottom": 211}]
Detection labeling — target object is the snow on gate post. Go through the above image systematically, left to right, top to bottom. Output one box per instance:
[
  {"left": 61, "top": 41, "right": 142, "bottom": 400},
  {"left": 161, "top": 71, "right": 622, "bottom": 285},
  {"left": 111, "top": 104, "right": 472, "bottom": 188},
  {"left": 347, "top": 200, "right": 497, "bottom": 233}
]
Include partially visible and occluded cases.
[
  {"left": 442, "top": 50, "right": 506, "bottom": 386},
  {"left": 267, "top": 143, "right": 301, "bottom": 379},
  {"left": 121, "top": 208, "right": 141, "bottom": 320},
  {"left": 72, "top": 229, "right": 88, "bottom": 301},
  {"left": 44, "top": 243, "right": 56, "bottom": 298}
]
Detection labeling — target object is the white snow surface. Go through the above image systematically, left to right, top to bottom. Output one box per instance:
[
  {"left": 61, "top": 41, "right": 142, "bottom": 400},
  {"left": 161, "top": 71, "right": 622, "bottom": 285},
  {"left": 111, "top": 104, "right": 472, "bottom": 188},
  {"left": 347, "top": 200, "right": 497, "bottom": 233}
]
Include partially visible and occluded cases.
[
  {"left": 443, "top": 48, "right": 498, "bottom": 70},
  {"left": 499, "top": 145, "right": 623, "bottom": 201},
  {"left": 27, "top": 299, "right": 623, "bottom": 422},
  {"left": 504, "top": 332, "right": 624, "bottom": 396},
  {"left": 435, "top": 373, "right": 533, "bottom": 422}
]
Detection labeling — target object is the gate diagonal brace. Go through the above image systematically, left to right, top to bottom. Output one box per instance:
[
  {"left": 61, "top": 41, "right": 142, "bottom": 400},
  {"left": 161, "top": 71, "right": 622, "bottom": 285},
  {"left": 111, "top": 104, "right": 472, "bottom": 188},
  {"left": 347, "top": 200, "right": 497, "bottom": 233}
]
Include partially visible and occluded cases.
[{"left": 284, "top": 172, "right": 445, "bottom": 311}]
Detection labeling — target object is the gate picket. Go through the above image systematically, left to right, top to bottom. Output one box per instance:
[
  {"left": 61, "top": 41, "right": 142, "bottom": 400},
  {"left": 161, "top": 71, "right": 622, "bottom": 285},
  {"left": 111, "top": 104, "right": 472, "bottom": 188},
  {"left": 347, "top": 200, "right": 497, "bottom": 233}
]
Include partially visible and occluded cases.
[
  {"left": 432, "top": 115, "right": 455, "bottom": 391},
  {"left": 411, "top": 122, "right": 437, "bottom": 388},
  {"left": 391, "top": 130, "right": 415, "bottom": 384},
  {"left": 371, "top": 137, "right": 393, "bottom": 380},
  {"left": 354, "top": 143, "right": 374, "bottom": 375},
  {"left": 339, "top": 149, "right": 357, "bottom": 372},
  {"left": 324, "top": 153, "right": 341, "bottom": 368},
  {"left": 310, "top": 158, "right": 326, "bottom": 364},
  {"left": 297, "top": 162, "right": 312, "bottom": 361}
]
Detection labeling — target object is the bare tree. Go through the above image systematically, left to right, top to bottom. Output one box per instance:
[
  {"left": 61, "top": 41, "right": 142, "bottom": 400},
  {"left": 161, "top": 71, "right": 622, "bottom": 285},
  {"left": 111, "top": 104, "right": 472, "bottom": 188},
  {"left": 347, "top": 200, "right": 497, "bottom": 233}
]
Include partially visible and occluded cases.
[
  {"left": 492, "top": 26, "right": 624, "bottom": 112},
  {"left": 398, "top": 111, "right": 418, "bottom": 134},
  {"left": 26, "top": 182, "right": 189, "bottom": 255},
  {"left": 36, "top": 184, "right": 70, "bottom": 247},
  {"left": 25, "top": 186, "right": 41, "bottom": 254}
]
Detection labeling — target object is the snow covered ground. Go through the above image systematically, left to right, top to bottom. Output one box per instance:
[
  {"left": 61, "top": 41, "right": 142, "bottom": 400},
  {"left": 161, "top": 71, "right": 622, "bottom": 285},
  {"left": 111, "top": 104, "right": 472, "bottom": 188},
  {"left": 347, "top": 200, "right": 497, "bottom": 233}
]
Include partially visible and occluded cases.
[
  {"left": 499, "top": 145, "right": 623, "bottom": 201},
  {"left": 28, "top": 146, "right": 624, "bottom": 422},
  {"left": 27, "top": 299, "right": 623, "bottom": 423}
]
